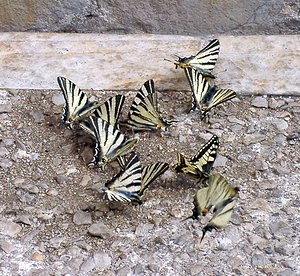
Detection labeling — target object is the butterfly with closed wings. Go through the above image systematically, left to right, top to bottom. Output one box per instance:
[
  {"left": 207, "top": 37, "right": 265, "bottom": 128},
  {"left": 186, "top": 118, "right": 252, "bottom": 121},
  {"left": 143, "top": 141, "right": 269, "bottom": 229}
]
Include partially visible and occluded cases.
[
  {"left": 165, "top": 39, "right": 220, "bottom": 79},
  {"left": 185, "top": 67, "right": 236, "bottom": 119},
  {"left": 57, "top": 76, "right": 102, "bottom": 128},
  {"left": 121, "top": 79, "right": 173, "bottom": 131},
  {"left": 93, "top": 94, "right": 125, "bottom": 128},
  {"left": 79, "top": 116, "right": 137, "bottom": 170},
  {"left": 173, "top": 135, "right": 219, "bottom": 181},
  {"left": 103, "top": 152, "right": 142, "bottom": 203},
  {"left": 117, "top": 154, "right": 169, "bottom": 196},
  {"left": 187, "top": 173, "right": 239, "bottom": 242}
]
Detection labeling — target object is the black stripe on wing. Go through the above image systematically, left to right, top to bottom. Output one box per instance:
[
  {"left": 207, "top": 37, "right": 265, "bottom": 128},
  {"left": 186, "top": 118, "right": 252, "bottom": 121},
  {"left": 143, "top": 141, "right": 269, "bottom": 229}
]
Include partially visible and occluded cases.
[
  {"left": 121, "top": 80, "right": 172, "bottom": 131},
  {"left": 93, "top": 94, "right": 125, "bottom": 128},
  {"left": 104, "top": 152, "right": 142, "bottom": 203},
  {"left": 139, "top": 162, "right": 169, "bottom": 196}
]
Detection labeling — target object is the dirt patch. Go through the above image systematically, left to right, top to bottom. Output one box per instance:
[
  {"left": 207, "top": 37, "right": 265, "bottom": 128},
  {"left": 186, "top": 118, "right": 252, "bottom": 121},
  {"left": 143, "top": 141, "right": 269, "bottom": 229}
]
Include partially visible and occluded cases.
[{"left": 0, "top": 88, "right": 299, "bottom": 275}]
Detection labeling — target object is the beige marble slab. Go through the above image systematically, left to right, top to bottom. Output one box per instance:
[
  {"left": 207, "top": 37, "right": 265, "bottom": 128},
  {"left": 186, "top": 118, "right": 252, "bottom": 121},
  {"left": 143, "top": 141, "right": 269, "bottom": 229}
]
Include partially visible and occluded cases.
[{"left": 0, "top": 32, "right": 299, "bottom": 95}]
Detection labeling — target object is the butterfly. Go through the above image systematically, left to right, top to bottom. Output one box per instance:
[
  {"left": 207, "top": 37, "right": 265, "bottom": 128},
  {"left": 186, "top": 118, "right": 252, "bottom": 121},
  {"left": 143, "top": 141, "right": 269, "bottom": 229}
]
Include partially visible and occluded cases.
[
  {"left": 165, "top": 39, "right": 220, "bottom": 79},
  {"left": 185, "top": 67, "right": 236, "bottom": 119},
  {"left": 57, "top": 76, "right": 101, "bottom": 128},
  {"left": 120, "top": 79, "right": 172, "bottom": 131},
  {"left": 93, "top": 94, "right": 125, "bottom": 128},
  {"left": 79, "top": 116, "right": 137, "bottom": 169},
  {"left": 173, "top": 135, "right": 219, "bottom": 180},
  {"left": 103, "top": 152, "right": 142, "bottom": 203},
  {"left": 117, "top": 155, "right": 169, "bottom": 196},
  {"left": 188, "top": 173, "right": 239, "bottom": 242}
]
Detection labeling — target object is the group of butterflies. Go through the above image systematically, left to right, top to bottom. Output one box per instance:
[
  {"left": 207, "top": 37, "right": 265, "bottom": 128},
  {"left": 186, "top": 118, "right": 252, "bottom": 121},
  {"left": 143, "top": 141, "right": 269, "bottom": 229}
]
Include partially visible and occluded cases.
[{"left": 57, "top": 38, "right": 239, "bottom": 242}]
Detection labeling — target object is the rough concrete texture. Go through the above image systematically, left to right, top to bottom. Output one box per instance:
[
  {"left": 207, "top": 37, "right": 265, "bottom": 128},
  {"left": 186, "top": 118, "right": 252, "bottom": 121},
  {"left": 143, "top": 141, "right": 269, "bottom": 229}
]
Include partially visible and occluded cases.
[
  {"left": 0, "top": 0, "right": 299, "bottom": 35},
  {"left": 0, "top": 33, "right": 299, "bottom": 95}
]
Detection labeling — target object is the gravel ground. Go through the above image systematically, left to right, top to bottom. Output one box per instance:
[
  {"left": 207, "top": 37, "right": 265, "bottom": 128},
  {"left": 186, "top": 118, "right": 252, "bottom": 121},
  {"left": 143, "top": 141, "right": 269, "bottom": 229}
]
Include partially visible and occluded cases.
[{"left": 0, "top": 88, "right": 300, "bottom": 276}]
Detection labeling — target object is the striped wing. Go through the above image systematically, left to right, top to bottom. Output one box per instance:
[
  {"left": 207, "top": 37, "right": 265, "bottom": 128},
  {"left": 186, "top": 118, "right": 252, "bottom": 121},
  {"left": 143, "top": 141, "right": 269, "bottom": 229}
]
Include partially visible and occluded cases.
[
  {"left": 177, "top": 39, "right": 220, "bottom": 78},
  {"left": 184, "top": 67, "right": 209, "bottom": 112},
  {"left": 185, "top": 68, "right": 236, "bottom": 118},
  {"left": 57, "top": 76, "right": 100, "bottom": 127},
  {"left": 121, "top": 80, "right": 171, "bottom": 131},
  {"left": 201, "top": 87, "right": 236, "bottom": 117},
  {"left": 93, "top": 94, "right": 125, "bottom": 128},
  {"left": 80, "top": 117, "right": 137, "bottom": 169},
  {"left": 173, "top": 135, "right": 219, "bottom": 178},
  {"left": 191, "top": 135, "right": 219, "bottom": 177},
  {"left": 104, "top": 152, "right": 142, "bottom": 203},
  {"left": 173, "top": 152, "right": 199, "bottom": 176},
  {"left": 117, "top": 155, "right": 169, "bottom": 196},
  {"left": 139, "top": 162, "right": 169, "bottom": 196},
  {"left": 191, "top": 173, "right": 239, "bottom": 242},
  {"left": 206, "top": 174, "right": 238, "bottom": 209}
]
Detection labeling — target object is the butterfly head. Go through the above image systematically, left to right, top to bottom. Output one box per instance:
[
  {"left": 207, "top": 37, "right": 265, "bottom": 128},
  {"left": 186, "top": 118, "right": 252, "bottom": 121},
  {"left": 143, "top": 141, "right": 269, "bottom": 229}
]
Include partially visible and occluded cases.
[{"left": 98, "top": 156, "right": 109, "bottom": 170}]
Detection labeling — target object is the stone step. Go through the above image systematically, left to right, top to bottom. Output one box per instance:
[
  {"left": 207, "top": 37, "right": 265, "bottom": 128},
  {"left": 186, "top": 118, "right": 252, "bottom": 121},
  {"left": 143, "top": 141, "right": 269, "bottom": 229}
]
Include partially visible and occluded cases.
[{"left": 0, "top": 32, "right": 299, "bottom": 95}]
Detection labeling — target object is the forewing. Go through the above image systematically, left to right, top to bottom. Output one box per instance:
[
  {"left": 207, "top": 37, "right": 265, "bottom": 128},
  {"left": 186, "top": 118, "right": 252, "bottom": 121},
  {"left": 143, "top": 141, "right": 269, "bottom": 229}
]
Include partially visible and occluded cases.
[
  {"left": 190, "top": 39, "right": 220, "bottom": 72},
  {"left": 185, "top": 68, "right": 209, "bottom": 111},
  {"left": 57, "top": 76, "right": 97, "bottom": 124},
  {"left": 94, "top": 94, "right": 125, "bottom": 127},
  {"left": 84, "top": 117, "right": 137, "bottom": 167},
  {"left": 191, "top": 135, "right": 219, "bottom": 176},
  {"left": 105, "top": 152, "right": 142, "bottom": 202},
  {"left": 139, "top": 162, "right": 169, "bottom": 196},
  {"left": 206, "top": 174, "right": 238, "bottom": 210}
]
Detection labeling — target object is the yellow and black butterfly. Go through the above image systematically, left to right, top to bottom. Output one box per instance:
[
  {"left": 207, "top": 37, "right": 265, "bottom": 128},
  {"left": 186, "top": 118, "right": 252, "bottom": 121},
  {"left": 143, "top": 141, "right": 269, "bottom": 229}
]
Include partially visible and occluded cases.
[
  {"left": 165, "top": 39, "right": 220, "bottom": 79},
  {"left": 185, "top": 67, "right": 236, "bottom": 119},
  {"left": 57, "top": 76, "right": 102, "bottom": 128},
  {"left": 121, "top": 79, "right": 172, "bottom": 131},
  {"left": 93, "top": 94, "right": 125, "bottom": 128},
  {"left": 79, "top": 116, "right": 137, "bottom": 169},
  {"left": 173, "top": 135, "right": 219, "bottom": 180},
  {"left": 103, "top": 152, "right": 142, "bottom": 203},
  {"left": 117, "top": 155, "right": 169, "bottom": 196},
  {"left": 188, "top": 173, "right": 239, "bottom": 242}
]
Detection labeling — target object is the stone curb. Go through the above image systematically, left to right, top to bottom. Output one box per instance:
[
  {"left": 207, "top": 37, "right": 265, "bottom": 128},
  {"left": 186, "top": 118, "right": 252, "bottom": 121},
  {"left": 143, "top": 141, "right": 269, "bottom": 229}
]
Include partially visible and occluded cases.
[{"left": 0, "top": 33, "right": 299, "bottom": 95}]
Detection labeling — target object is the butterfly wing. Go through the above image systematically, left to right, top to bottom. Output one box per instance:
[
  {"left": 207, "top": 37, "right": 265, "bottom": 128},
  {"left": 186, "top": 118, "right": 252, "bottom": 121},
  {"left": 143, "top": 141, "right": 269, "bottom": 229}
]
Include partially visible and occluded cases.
[
  {"left": 176, "top": 39, "right": 220, "bottom": 78},
  {"left": 189, "top": 39, "right": 220, "bottom": 75},
  {"left": 184, "top": 67, "right": 209, "bottom": 112},
  {"left": 57, "top": 76, "right": 99, "bottom": 127},
  {"left": 121, "top": 80, "right": 171, "bottom": 131},
  {"left": 201, "top": 87, "right": 236, "bottom": 117},
  {"left": 93, "top": 94, "right": 125, "bottom": 128},
  {"left": 80, "top": 117, "right": 137, "bottom": 169},
  {"left": 191, "top": 135, "right": 219, "bottom": 178},
  {"left": 104, "top": 152, "right": 142, "bottom": 203},
  {"left": 173, "top": 152, "right": 199, "bottom": 176},
  {"left": 139, "top": 162, "right": 169, "bottom": 196},
  {"left": 206, "top": 174, "right": 238, "bottom": 208},
  {"left": 191, "top": 187, "right": 210, "bottom": 220}
]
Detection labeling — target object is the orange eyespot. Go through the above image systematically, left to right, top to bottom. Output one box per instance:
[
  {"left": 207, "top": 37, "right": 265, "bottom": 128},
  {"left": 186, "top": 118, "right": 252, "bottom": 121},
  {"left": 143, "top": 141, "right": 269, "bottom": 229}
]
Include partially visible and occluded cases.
[{"left": 201, "top": 209, "right": 208, "bottom": 216}]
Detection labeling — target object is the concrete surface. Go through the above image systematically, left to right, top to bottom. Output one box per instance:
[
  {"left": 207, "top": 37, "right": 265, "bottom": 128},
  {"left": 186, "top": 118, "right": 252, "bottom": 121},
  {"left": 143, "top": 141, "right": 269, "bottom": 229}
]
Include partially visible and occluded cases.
[{"left": 0, "top": 33, "right": 299, "bottom": 95}]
